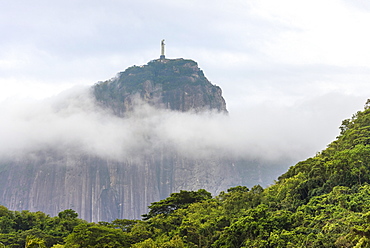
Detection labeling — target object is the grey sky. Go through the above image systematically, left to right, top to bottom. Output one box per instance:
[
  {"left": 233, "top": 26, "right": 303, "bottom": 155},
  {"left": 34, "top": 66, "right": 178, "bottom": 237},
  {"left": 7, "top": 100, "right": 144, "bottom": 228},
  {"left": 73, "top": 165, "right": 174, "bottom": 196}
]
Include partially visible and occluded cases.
[{"left": 1, "top": 0, "right": 370, "bottom": 171}]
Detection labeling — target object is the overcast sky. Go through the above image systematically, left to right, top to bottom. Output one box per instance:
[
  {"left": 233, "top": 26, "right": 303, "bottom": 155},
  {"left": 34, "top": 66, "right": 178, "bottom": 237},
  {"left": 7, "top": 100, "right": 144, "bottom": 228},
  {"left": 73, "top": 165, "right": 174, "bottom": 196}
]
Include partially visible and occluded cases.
[{"left": 1, "top": 0, "right": 370, "bottom": 167}]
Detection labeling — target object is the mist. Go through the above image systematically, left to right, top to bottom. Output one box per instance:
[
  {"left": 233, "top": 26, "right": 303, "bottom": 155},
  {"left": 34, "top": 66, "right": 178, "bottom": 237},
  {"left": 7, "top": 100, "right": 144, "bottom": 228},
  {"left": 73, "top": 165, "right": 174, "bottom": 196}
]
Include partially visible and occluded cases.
[{"left": 0, "top": 85, "right": 360, "bottom": 174}]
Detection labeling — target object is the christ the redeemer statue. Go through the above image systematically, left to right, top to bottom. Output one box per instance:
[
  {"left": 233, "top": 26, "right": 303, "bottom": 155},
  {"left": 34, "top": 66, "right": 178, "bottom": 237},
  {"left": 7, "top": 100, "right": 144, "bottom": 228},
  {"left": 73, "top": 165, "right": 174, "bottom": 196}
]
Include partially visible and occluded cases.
[{"left": 160, "top": 39, "right": 165, "bottom": 60}]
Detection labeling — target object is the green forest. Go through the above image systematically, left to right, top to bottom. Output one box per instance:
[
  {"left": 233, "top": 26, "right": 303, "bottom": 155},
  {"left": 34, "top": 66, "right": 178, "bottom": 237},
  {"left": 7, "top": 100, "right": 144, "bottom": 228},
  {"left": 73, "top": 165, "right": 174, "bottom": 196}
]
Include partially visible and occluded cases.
[{"left": 3, "top": 101, "right": 370, "bottom": 247}]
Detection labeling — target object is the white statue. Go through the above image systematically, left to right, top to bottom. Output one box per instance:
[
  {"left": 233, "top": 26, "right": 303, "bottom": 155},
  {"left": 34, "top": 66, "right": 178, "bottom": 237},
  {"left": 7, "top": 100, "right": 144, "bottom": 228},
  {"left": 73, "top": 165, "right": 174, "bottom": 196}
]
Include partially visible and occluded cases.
[{"left": 161, "top": 39, "right": 165, "bottom": 58}]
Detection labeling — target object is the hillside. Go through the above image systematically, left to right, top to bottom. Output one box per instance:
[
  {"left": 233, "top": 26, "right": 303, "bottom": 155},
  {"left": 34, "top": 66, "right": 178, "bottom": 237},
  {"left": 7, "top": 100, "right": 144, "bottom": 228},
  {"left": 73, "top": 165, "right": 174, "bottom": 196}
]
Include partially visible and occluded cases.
[
  {"left": 1, "top": 100, "right": 370, "bottom": 247},
  {"left": 125, "top": 100, "right": 370, "bottom": 247}
]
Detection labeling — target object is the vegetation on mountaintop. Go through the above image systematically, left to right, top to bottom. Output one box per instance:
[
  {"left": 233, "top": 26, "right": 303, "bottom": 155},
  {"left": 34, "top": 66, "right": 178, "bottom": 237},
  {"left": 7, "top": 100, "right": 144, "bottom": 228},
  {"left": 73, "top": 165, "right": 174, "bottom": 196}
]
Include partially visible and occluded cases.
[
  {"left": 93, "top": 58, "right": 227, "bottom": 114},
  {"left": 94, "top": 59, "right": 208, "bottom": 98},
  {"left": 2, "top": 100, "right": 370, "bottom": 247}
]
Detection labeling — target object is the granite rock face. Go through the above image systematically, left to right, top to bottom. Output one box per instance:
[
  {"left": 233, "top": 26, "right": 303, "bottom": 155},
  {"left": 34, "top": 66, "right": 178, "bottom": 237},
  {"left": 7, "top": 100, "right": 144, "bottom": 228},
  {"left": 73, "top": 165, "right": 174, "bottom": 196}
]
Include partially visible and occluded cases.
[
  {"left": 0, "top": 58, "right": 261, "bottom": 222},
  {"left": 93, "top": 59, "right": 228, "bottom": 115},
  {"left": 0, "top": 151, "right": 255, "bottom": 222}
]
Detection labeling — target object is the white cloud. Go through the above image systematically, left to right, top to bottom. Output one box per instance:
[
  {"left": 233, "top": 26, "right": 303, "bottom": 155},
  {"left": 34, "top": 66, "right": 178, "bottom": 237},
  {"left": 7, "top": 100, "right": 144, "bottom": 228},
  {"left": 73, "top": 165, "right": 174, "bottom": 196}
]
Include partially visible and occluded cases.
[
  {"left": 0, "top": 0, "right": 369, "bottom": 179},
  {"left": 253, "top": 0, "right": 370, "bottom": 66},
  {"left": 0, "top": 87, "right": 364, "bottom": 170}
]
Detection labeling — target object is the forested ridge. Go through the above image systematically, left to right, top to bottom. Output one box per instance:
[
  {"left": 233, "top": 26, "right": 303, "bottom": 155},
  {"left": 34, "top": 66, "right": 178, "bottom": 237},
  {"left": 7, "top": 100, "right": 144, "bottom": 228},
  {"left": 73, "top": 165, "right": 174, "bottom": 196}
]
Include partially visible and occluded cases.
[{"left": 3, "top": 102, "right": 370, "bottom": 247}]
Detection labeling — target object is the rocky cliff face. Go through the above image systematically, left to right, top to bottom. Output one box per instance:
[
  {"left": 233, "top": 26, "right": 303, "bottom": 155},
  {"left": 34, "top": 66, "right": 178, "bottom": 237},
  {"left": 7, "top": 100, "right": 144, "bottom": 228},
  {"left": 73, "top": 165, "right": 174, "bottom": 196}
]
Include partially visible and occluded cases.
[
  {"left": 0, "top": 58, "right": 262, "bottom": 222},
  {"left": 93, "top": 59, "right": 227, "bottom": 115},
  {"left": 0, "top": 151, "right": 256, "bottom": 222}
]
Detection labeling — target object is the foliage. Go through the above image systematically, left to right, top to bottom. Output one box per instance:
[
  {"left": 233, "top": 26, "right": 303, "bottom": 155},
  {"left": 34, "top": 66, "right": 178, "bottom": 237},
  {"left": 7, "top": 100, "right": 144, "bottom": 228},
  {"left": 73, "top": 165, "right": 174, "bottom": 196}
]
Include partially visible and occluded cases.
[
  {"left": 142, "top": 189, "right": 212, "bottom": 220},
  {"left": 0, "top": 208, "right": 85, "bottom": 248},
  {"left": 64, "top": 223, "right": 131, "bottom": 248},
  {"left": 25, "top": 236, "right": 46, "bottom": 248}
]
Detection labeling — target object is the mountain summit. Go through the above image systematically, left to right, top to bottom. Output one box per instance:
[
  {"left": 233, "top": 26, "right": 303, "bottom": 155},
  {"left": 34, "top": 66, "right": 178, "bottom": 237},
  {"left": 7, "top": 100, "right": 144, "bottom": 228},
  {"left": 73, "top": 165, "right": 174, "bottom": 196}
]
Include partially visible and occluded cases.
[
  {"left": 0, "top": 58, "right": 261, "bottom": 222},
  {"left": 93, "top": 58, "right": 228, "bottom": 115}
]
